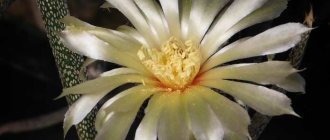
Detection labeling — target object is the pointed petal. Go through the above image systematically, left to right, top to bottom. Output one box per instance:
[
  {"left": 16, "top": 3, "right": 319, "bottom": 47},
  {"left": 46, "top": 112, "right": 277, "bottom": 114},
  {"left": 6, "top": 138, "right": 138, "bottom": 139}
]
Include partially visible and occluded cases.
[
  {"left": 105, "top": 0, "right": 157, "bottom": 47},
  {"left": 134, "top": 0, "right": 169, "bottom": 43},
  {"left": 159, "top": 0, "right": 181, "bottom": 38},
  {"left": 187, "top": 0, "right": 229, "bottom": 43},
  {"left": 201, "top": 0, "right": 288, "bottom": 61},
  {"left": 201, "top": 0, "right": 268, "bottom": 60},
  {"left": 100, "top": 2, "right": 114, "bottom": 9},
  {"left": 60, "top": 16, "right": 93, "bottom": 27},
  {"left": 62, "top": 16, "right": 141, "bottom": 52},
  {"left": 204, "top": 23, "right": 310, "bottom": 67},
  {"left": 60, "top": 28, "right": 147, "bottom": 73},
  {"left": 200, "top": 37, "right": 250, "bottom": 72},
  {"left": 201, "top": 61, "right": 305, "bottom": 92},
  {"left": 61, "top": 64, "right": 149, "bottom": 136},
  {"left": 279, "top": 73, "right": 306, "bottom": 93},
  {"left": 58, "top": 74, "right": 156, "bottom": 98},
  {"left": 61, "top": 74, "right": 156, "bottom": 134},
  {"left": 200, "top": 80, "right": 298, "bottom": 116},
  {"left": 94, "top": 85, "right": 159, "bottom": 135},
  {"left": 195, "top": 86, "right": 250, "bottom": 139},
  {"left": 184, "top": 88, "right": 224, "bottom": 140},
  {"left": 63, "top": 93, "right": 106, "bottom": 136},
  {"left": 135, "top": 93, "right": 165, "bottom": 140},
  {"left": 158, "top": 93, "right": 190, "bottom": 140},
  {"left": 95, "top": 112, "right": 136, "bottom": 140}
]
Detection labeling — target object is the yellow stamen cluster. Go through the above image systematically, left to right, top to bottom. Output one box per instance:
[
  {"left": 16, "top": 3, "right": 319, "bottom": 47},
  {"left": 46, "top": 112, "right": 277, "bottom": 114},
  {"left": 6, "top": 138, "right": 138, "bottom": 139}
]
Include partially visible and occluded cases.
[{"left": 137, "top": 37, "right": 201, "bottom": 90}]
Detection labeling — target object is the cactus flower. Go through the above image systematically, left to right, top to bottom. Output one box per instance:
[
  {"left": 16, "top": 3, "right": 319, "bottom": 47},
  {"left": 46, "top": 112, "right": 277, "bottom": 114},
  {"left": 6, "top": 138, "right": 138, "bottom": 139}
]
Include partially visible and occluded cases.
[{"left": 58, "top": 0, "right": 309, "bottom": 140}]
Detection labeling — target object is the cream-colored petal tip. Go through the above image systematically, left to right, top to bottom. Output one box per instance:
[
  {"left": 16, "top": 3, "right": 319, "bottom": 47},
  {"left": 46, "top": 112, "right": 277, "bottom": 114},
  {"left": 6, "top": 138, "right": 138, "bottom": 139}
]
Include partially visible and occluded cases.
[
  {"left": 100, "top": 2, "right": 114, "bottom": 9},
  {"left": 59, "top": 16, "right": 76, "bottom": 25},
  {"left": 291, "top": 22, "right": 311, "bottom": 29},
  {"left": 281, "top": 23, "right": 312, "bottom": 36},
  {"left": 299, "top": 23, "right": 313, "bottom": 32},
  {"left": 300, "top": 88, "right": 306, "bottom": 94},
  {"left": 53, "top": 89, "right": 70, "bottom": 100},
  {"left": 53, "top": 94, "right": 64, "bottom": 100},
  {"left": 290, "top": 110, "right": 302, "bottom": 118},
  {"left": 63, "top": 115, "right": 73, "bottom": 138}
]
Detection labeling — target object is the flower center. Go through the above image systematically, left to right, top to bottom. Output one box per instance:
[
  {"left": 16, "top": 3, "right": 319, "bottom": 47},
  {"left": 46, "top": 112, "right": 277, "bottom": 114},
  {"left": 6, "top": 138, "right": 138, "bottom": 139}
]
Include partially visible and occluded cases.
[{"left": 137, "top": 37, "right": 201, "bottom": 90}]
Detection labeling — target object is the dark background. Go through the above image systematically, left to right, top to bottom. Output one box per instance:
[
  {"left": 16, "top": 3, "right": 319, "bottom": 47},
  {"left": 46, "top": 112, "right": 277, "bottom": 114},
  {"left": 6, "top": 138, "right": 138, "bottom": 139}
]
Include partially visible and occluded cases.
[{"left": 0, "top": 0, "right": 329, "bottom": 140}]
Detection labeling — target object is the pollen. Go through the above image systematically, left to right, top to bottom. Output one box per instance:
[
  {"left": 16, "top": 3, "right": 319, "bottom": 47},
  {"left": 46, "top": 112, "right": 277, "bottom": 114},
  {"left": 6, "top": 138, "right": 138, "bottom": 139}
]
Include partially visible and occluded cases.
[{"left": 137, "top": 37, "right": 202, "bottom": 90}]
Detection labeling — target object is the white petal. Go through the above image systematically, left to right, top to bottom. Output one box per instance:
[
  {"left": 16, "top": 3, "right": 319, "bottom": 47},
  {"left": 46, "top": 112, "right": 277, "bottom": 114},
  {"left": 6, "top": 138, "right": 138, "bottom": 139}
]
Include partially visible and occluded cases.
[
  {"left": 105, "top": 0, "right": 157, "bottom": 47},
  {"left": 134, "top": 0, "right": 169, "bottom": 43},
  {"left": 159, "top": 0, "right": 181, "bottom": 38},
  {"left": 180, "top": 0, "right": 192, "bottom": 40},
  {"left": 187, "top": 0, "right": 229, "bottom": 43},
  {"left": 201, "top": 0, "right": 288, "bottom": 61},
  {"left": 201, "top": 0, "right": 268, "bottom": 60},
  {"left": 100, "top": 1, "right": 114, "bottom": 9},
  {"left": 60, "top": 16, "right": 93, "bottom": 27},
  {"left": 61, "top": 16, "right": 143, "bottom": 60},
  {"left": 62, "top": 16, "right": 141, "bottom": 52},
  {"left": 203, "top": 23, "right": 310, "bottom": 68},
  {"left": 116, "top": 25, "right": 148, "bottom": 46},
  {"left": 60, "top": 28, "right": 147, "bottom": 73},
  {"left": 88, "top": 29, "right": 141, "bottom": 53},
  {"left": 200, "top": 37, "right": 250, "bottom": 72},
  {"left": 201, "top": 61, "right": 305, "bottom": 92},
  {"left": 100, "top": 67, "right": 140, "bottom": 77},
  {"left": 62, "top": 69, "right": 150, "bottom": 135},
  {"left": 278, "top": 73, "right": 306, "bottom": 93},
  {"left": 58, "top": 74, "right": 156, "bottom": 98},
  {"left": 61, "top": 74, "right": 156, "bottom": 134},
  {"left": 200, "top": 79, "right": 299, "bottom": 116},
  {"left": 94, "top": 85, "right": 159, "bottom": 134},
  {"left": 103, "top": 86, "right": 162, "bottom": 113},
  {"left": 196, "top": 86, "right": 250, "bottom": 139},
  {"left": 184, "top": 88, "right": 224, "bottom": 140},
  {"left": 158, "top": 92, "right": 190, "bottom": 140},
  {"left": 63, "top": 93, "right": 106, "bottom": 136},
  {"left": 135, "top": 93, "right": 165, "bottom": 140},
  {"left": 95, "top": 112, "right": 137, "bottom": 140}
]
